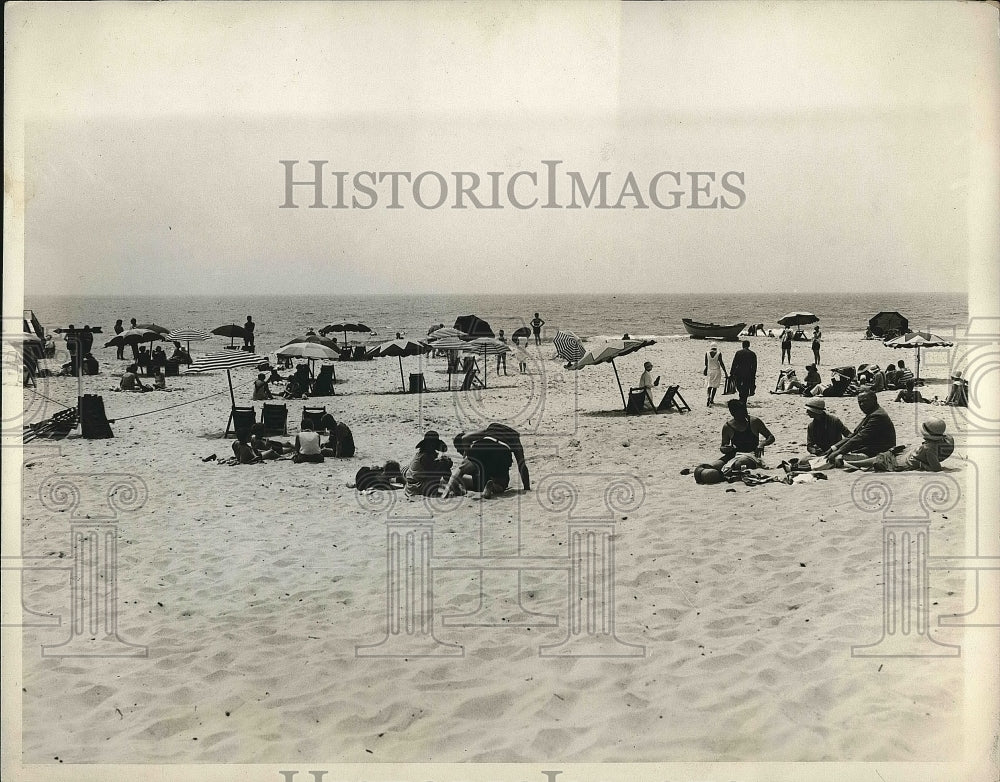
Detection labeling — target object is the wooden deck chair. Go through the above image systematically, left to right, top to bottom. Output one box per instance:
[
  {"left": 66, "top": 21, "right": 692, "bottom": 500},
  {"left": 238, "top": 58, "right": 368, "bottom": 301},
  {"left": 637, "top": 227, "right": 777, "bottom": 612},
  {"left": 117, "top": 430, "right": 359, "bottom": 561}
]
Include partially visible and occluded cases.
[
  {"left": 460, "top": 363, "right": 484, "bottom": 391},
  {"left": 310, "top": 364, "right": 336, "bottom": 396},
  {"left": 773, "top": 368, "right": 795, "bottom": 392},
  {"left": 408, "top": 373, "right": 428, "bottom": 393},
  {"left": 656, "top": 385, "right": 691, "bottom": 413},
  {"left": 626, "top": 387, "right": 657, "bottom": 415},
  {"left": 262, "top": 402, "right": 288, "bottom": 435},
  {"left": 227, "top": 406, "right": 256, "bottom": 438},
  {"left": 300, "top": 406, "right": 328, "bottom": 432}
]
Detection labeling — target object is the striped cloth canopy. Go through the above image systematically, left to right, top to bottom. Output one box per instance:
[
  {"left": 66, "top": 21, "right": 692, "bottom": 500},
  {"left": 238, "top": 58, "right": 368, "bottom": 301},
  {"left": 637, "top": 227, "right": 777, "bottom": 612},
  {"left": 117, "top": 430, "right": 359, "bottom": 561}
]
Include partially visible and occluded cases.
[
  {"left": 166, "top": 328, "right": 211, "bottom": 342},
  {"left": 553, "top": 330, "right": 585, "bottom": 364},
  {"left": 428, "top": 335, "right": 470, "bottom": 351},
  {"left": 466, "top": 337, "right": 510, "bottom": 355},
  {"left": 186, "top": 351, "right": 266, "bottom": 372}
]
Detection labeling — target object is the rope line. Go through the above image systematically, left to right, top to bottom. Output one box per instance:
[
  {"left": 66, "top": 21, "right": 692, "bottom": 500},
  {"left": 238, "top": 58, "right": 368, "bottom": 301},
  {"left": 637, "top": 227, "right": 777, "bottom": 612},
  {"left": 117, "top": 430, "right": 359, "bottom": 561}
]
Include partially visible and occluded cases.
[{"left": 109, "top": 390, "right": 227, "bottom": 421}]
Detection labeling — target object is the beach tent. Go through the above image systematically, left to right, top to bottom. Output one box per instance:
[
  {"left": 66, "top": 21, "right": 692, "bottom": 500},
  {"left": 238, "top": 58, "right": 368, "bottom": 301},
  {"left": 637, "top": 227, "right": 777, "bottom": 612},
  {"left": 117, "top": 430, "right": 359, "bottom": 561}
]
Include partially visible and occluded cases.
[
  {"left": 868, "top": 311, "right": 909, "bottom": 338},
  {"left": 777, "top": 312, "right": 819, "bottom": 327},
  {"left": 454, "top": 315, "right": 494, "bottom": 339},
  {"left": 212, "top": 323, "right": 249, "bottom": 347},
  {"left": 553, "top": 330, "right": 585, "bottom": 364},
  {"left": 884, "top": 331, "right": 953, "bottom": 381},
  {"left": 368, "top": 337, "right": 432, "bottom": 391},
  {"left": 570, "top": 338, "right": 657, "bottom": 410},
  {"left": 186, "top": 350, "right": 267, "bottom": 436}
]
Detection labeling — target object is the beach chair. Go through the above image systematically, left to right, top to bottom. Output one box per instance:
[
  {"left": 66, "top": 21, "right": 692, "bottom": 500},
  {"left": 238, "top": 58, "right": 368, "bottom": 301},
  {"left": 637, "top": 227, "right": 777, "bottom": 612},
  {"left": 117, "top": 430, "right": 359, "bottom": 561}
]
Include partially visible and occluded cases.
[
  {"left": 164, "top": 360, "right": 180, "bottom": 377},
  {"left": 460, "top": 363, "right": 484, "bottom": 391},
  {"left": 310, "top": 364, "right": 336, "bottom": 396},
  {"left": 772, "top": 369, "right": 797, "bottom": 393},
  {"left": 408, "top": 372, "right": 428, "bottom": 394},
  {"left": 656, "top": 385, "right": 691, "bottom": 413},
  {"left": 625, "top": 387, "right": 657, "bottom": 415},
  {"left": 262, "top": 402, "right": 288, "bottom": 435},
  {"left": 23, "top": 406, "right": 79, "bottom": 443},
  {"left": 227, "top": 406, "right": 256, "bottom": 439},
  {"left": 301, "top": 406, "right": 328, "bottom": 432}
]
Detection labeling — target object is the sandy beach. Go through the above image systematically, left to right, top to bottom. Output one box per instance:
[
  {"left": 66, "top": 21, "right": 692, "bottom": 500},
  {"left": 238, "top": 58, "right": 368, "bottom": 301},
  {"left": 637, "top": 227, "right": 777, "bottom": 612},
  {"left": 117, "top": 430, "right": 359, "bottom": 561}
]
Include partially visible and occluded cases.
[{"left": 15, "top": 330, "right": 976, "bottom": 763}]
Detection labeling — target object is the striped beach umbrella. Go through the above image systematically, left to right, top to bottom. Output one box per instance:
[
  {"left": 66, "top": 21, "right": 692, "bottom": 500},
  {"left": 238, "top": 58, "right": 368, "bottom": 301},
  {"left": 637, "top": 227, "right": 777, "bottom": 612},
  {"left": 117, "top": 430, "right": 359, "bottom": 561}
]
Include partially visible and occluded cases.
[
  {"left": 166, "top": 328, "right": 211, "bottom": 353},
  {"left": 553, "top": 330, "right": 585, "bottom": 364},
  {"left": 884, "top": 331, "right": 953, "bottom": 381},
  {"left": 466, "top": 336, "right": 509, "bottom": 388},
  {"left": 368, "top": 337, "right": 432, "bottom": 391},
  {"left": 571, "top": 338, "right": 657, "bottom": 410},
  {"left": 187, "top": 351, "right": 267, "bottom": 433}
]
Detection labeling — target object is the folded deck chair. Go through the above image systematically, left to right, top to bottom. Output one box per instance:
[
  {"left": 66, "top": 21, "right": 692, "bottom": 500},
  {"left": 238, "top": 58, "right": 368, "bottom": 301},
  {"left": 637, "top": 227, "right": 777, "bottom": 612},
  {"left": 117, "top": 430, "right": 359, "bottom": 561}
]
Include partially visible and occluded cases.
[
  {"left": 310, "top": 364, "right": 336, "bottom": 396},
  {"left": 460, "top": 364, "right": 484, "bottom": 391},
  {"left": 773, "top": 368, "right": 796, "bottom": 392},
  {"left": 657, "top": 385, "right": 691, "bottom": 413},
  {"left": 626, "top": 387, "right": 657, "bottom": 415},
  {"left": 262, "top": 402, "right": 289, "bottom": 435},
  {"left": 227, "top": 406, "right": 256, "bottom": 439},
  {"left": 301, "top": 406, "right": 328, "bottom": 432},
  {"left": 23, "top": 407, "right": 79, "bottom": 443}
]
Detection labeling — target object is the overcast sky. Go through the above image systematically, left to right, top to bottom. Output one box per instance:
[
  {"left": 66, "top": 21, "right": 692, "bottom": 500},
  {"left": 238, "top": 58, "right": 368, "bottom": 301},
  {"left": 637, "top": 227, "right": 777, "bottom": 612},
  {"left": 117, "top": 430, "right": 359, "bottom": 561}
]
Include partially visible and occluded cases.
[{"left": 7, "top": 2, "right": 995, "bottom": 296}]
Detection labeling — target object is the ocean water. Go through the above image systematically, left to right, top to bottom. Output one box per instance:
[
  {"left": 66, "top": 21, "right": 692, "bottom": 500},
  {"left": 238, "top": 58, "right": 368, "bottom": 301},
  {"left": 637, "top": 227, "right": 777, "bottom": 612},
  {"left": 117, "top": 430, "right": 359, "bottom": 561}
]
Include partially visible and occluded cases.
[{"left": 25, "top": 292, "right": 967, "bottom": 352}]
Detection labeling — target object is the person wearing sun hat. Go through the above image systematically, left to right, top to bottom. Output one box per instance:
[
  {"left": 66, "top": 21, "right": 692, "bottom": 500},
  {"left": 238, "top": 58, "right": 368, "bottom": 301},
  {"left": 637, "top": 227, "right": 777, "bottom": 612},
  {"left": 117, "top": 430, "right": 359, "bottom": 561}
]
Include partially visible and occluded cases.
[
  {"left": 946, "top": 369, "right": 968, "bottom": 407},
  {"left": 826, "top": 390, "right": 897, "bottom": 462},
  {"left": 805, "top": 397, "right": 850, "bottom": 455},
  {"left": 844, "top": 418, "right": 954, "bottom": 472},
  {"left": 403, "top": 430, "right": 453, "bottom": 497}
]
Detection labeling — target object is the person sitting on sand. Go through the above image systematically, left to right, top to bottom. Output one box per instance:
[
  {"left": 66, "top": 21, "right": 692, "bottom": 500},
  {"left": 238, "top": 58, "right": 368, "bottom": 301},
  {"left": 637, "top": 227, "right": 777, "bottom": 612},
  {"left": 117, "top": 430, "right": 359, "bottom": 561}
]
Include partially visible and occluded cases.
[
  {"left": 169, "top": 342, "right": 192, "bottom": 365},
  {"left": 82, "top": 352, "right": 99, "bottom": 376},
  {"left": 894, "top": 360, "right": 914, "bottom": 386},
  {"left": 884, "top": 363, "right": 898, "bottom": 388},
  {"left": 120, "top": 364, "right": 151, "bottom": 392},
  {"left": 283, "top": 364, "right": 311, "bottom": 399},
  {"left": 858, "top": 364, "right": 885, "bottom": 393},
  {"left": 152, "top": 367, "right": 166, "bottom": 390},
  {"left": 267, "top": 368, "right": 285, "bottom": 384},
  {"left": 807, "top": 368, "right": 852, "bottom": 398},
  {"left": 945, "top": 370, "right": 968, "bottom": 407},
  {"left": 252, "top": 373, "right": 273, "bottom": 400},
  {"left": 895, "top": 379, "right": 930, "bottom": 404},
  {"left": 824, "top": 390, "right": 896, "bottom": 462},
  {"left": 804, "top": 398, "right": 850, "bottom": 455},
  {"left": 720, "top": 399, "right": 775, "bottom": 464},
  {"left": 319, "top": 414, "right": 356, "bottom": 458},
  {"left": 844, "top": 418, "right": 953, "bottom": 472},
  {"left": 292, "top": 422, "right": 324, "bottom": 463},
  {"left": 249, "top": 423, "right": 286, "bottom": 459},
  {"left": 443, "top": 423, "right": 532, "bottom": 498},
  {"left": 404, "top": 430, "right": 453, "bottom": 498},
  {"left": 231, "top": 431, "right": 263, "bottom": 465},
  {"left": 353, "top": 461, "right": 405, "bottom": 490}
]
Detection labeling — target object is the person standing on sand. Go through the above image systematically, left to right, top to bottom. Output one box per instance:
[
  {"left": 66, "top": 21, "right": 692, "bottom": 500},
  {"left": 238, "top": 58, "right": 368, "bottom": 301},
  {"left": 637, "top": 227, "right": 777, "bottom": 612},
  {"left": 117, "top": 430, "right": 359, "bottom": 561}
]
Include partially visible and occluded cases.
[
  {"left": 530, "top": 312, "right": 544, "bottom": 346},
  {"left": 244, "top": 315, "right": 256, "bottom": 350},
  {"left": 114, "top": 319, "right": 125, "bottom": 360},
  {"left": 811, "top": 325, "right": 822, "bottom": 365},
  {"left": 780, "top": 326, "right": 792, "bottom": 364},
  {"left": 496, "top": 329, "right": 508, "bottom": 375},
  {"left": 730, "top": 340, "right": 757, "bottom": 406},
  {"left": 704, "top": 345, "right": 727, "bottom": 406}
]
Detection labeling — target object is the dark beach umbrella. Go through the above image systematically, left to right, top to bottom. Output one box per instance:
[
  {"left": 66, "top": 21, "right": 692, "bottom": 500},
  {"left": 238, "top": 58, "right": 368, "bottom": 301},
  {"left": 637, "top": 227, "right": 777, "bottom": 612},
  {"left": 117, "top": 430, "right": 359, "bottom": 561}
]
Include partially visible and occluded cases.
[
  {"left": 868, "top": 311, "right": 909, "bottom": 337},
  {"left": 777, "top": 312, "right": 819, "bottom": 327},
  {"left": 454, "top": 315, "right": 494, "bottom": 338},
  {"left": 319, "top": 322, "right": 372, "bottom": 344},
  {"left": 135, "top": 323, "right": 170, "bottom": 334},
  {"left": 211, "top": 323, "right": 249, "bottom": 347},
  {"left": 511, "top": 326, "right": 532, "bottom": 341},
  {"left": 104, "top": 328, "right": 166, "bottom": 348},
  {"left": 884, "top": 331, "right": 953, "bottom": 381},
  {"left": 281, "top": 334, "right": 340, "bottom": 351},
  {"left": 368, "top": 337, "right": 432, "bottom": 391},
  {"left": 570, "top": 338, "right": 656, "bottom": 410}
]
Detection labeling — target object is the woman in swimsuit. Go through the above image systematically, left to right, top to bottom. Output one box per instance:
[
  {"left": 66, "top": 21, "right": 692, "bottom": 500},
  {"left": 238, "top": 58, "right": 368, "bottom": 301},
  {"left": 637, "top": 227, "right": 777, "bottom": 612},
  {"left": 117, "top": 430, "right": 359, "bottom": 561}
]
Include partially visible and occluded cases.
[{"left": 811, "top": 325, "right": 822, "bottom": 365}]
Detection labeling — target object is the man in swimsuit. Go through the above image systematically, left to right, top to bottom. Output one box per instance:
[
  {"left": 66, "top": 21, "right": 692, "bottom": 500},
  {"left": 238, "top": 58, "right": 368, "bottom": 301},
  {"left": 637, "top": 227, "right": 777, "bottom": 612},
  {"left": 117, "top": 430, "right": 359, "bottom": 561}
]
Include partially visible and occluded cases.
[
  {"left": 530, "top": 313, "right": 544, "bottom": 346},
  {"left": 443, "top": 423, "right": 531, "bottom": 498}
]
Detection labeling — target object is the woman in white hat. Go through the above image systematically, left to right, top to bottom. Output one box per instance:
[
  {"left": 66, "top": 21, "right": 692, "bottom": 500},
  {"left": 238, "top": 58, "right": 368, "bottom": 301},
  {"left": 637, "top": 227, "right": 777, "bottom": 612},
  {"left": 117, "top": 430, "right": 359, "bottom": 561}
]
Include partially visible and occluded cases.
[
  {"left": 703, "top": 345, "right": 727, "bottom": 406},
  {"left": 945, "top": 370, "right": 968, "bottom": 407},
  {"left": 844, "top": 418, "right": 954, "bottom": 472}
]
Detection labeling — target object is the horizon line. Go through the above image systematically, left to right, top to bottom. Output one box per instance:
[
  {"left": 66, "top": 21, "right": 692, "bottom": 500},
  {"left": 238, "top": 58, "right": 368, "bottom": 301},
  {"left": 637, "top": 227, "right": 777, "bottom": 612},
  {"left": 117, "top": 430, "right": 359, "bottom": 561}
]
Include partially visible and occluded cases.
[{"left": 22, "top": 289, "right": 969, "bottom": 298}]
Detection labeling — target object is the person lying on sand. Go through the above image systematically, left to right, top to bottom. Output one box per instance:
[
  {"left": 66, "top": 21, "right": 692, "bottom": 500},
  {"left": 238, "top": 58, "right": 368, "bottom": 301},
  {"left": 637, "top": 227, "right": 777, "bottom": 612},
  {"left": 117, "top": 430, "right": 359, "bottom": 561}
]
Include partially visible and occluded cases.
[
  {"left": 843, "top": 418, "right": 953, "bottom": 472},
  {"left": 249, "top": 423, "right": 287, "bottom": 459},
  {"left": 443, "top": 423, "right": 531, "bottom": 498},
  {"left": 230, "top": 432, "right": 263, "bottom": 465},
  {"left": 352, "top": 461, "right": 405, "bottom": 490}
]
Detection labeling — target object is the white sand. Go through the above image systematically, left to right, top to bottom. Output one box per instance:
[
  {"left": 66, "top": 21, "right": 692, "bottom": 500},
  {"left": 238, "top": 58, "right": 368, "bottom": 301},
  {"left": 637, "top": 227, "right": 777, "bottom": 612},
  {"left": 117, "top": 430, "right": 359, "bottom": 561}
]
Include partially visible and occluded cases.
[{"left": 16, "top": 333, "right": 974, "bottom": 762}]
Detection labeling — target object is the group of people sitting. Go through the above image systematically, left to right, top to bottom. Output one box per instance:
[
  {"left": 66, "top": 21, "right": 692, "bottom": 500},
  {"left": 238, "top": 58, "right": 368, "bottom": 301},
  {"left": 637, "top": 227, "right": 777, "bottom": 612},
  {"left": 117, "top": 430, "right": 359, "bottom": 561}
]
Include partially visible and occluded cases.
[
  {"left": 773, "top": 359, "right": 921, "bottom": 399},
  {"left": 119, "top": 363, "right": 168, "bottom": 392},
  {"left": 692, "top": 391, "right": 954, "bottom": 484},
  {"left": 230, "top": 414, "right": 355, "bottom": 464},
  {"left": 354, "top": 424, "right": 531, "bottom": 500}
]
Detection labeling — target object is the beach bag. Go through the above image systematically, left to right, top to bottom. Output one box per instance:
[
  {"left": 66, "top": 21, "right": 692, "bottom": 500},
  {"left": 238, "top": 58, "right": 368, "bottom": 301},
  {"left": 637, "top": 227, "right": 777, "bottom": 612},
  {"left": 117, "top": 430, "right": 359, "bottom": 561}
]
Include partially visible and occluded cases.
[{"left": 723, "top": 376, "right": 736, "bottom": 396}]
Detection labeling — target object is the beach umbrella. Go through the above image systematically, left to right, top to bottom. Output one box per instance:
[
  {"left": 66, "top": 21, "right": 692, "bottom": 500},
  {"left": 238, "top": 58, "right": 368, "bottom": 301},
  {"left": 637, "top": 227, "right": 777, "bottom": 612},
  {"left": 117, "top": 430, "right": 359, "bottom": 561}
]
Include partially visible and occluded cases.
[
  {"left": 868, "top": 311, "right": 909, "bottom": 338},
  {"left": 777, "top": 312, "right": 819, "bottom": 327},
  {"left": 454, "top": 315, "right": 494, "bottom": 338},
  {"left": 319, "top": 322, "right": 372, "bottom": 344},
  {"left": 135, "top": 323, "right": 170, "bottom": 334},
  {"left": 212, "top": 323, "right": 249, "bottom": 347},
  {"left": 427, "top": 323, "right": 446, "bottom": 335},
  {"left": 511, "top": 326, "right": 532, "bottom": 341},
  {"left": 427, "top": 327, "right": 467, "bottom": 341},
  {"left": 104, "top": 328, "right": 166, "bottom": 348},
  {"left": 166, "top": 328, "right": 211, "bottom": 353},
  {"left": 553, "top": 330, "right": 585, "bottom": 364},
  {"left": 884, "top": 331, "right": 953, "bottom": 381},
  {"left": 280, "top": 334, "right": 340, "bottom": 350},
  {"left": 368, "top": 337, "right": 432, "bottom": 391},
  {"left": 466, "top": 337, "right": 509, "bottom": 388},
  {"left": 570, "top": 338, "right": 657, "bottom": 410},
  {"left": 277, "top": 341, "right": 341, "bottom": 379},
  {"left": 186, "top": 350, "right": 267, "bottom": 435}
]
